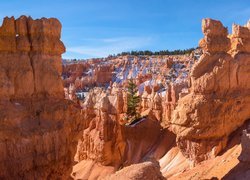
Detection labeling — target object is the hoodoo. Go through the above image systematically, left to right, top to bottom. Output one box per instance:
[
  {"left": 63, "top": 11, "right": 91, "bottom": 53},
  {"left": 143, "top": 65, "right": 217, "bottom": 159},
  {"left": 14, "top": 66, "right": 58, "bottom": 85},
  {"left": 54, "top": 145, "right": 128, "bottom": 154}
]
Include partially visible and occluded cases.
[
  {"left": 0, "top": 14, "right": 250, "bottom": 180},
  {"left": 0, "top": 16, "right": 84, "bottom": 179},
  {"left": 68, "top": 18, "right": 250, "bottom": 179},
  {"left": 171, "top": 18, "right": 250, "bottom": 164}
]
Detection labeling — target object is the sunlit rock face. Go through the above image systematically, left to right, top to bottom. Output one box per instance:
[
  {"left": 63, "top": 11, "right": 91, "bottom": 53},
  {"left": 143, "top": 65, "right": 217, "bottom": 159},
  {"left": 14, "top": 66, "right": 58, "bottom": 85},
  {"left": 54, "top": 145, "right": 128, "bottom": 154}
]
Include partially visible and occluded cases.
[
  {"left": 0, "top": 16, "right": 84, "bottom": 179},
  {"left": 0, "top": 16, "right": 65, "bottom": 100},
  {"left": 63, "top": 17, "right": 250, "bottom": 179},
  {"left": 171, "top": 18, "right": 250, "bottom": 164},
  {"left": 199, "top": 18, "right": 230, "bottom": 53},
  {"left": 62, "top": 31, "right": 198, "bottom": 180},
  {"left": 72, "top": 87, "right": 174, "bottom": 179}
]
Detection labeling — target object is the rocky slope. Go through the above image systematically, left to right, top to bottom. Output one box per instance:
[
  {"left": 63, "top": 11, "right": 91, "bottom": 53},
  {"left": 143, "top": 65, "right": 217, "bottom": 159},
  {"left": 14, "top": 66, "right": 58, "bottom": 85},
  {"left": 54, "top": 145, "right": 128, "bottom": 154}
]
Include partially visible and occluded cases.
[
  {"left": 0, "top": 16, "right": 83, "bottom": 179},
  {"left": 62, "top": 53, "right": 198, "bottom": 103}
]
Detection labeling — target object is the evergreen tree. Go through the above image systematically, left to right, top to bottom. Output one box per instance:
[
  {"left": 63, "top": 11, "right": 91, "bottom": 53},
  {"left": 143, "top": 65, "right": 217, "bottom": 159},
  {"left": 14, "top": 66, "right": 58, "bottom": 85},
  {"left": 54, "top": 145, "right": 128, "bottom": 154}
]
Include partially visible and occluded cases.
[{"left": 126, "top": 79, "right": 140, "bottom": 122}]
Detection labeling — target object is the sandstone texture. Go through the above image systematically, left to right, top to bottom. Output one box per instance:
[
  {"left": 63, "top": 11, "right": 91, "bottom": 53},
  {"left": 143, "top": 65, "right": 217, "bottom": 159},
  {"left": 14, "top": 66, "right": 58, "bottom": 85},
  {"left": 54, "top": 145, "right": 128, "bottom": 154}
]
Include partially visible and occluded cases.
[
  {"left": 0, "top": 16, "right": 83, "bottom": 179},
  {"left": 0, "top": 16, "right": 65, "bottom": 100},
  {"left": 62, "top": 18, "right": 250, "bottom": 179},
  {"left": 171, "top": 18, "right": 250, "bottom": 164},
  {"left": 199, "top": 19, "right": 230, "bottom": 53},
  {"left": 230, "top": 21, "right": 250, "bottom": 54},
  {"left": 63, "top": 42, "right": 201, "bottom": 179},
  {"left": 72, "top": 87, "right": 175, "bottom": 179},
  {"left": 103, "top": 161, "right": 165, "bottom": 180}
]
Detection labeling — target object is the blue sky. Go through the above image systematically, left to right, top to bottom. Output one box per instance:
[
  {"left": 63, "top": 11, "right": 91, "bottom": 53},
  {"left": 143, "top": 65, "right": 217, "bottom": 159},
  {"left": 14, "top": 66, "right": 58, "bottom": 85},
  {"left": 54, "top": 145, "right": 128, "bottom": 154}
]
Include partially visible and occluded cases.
[{"left": 0, "top": 0, "right": 249, "bottom": 59}]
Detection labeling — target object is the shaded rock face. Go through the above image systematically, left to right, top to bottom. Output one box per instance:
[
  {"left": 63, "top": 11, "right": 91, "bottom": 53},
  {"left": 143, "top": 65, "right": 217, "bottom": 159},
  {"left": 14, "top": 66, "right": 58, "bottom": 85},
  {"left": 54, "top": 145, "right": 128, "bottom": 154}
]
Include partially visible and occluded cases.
[
  {"left": 0, "top": 16, "right": 83, "bottom": 179},
  {"left": 171, "top": 18, "right": 250, "bottom": 164},
  {"left": 239, "top": 121, "right": 250, "bottom": 162}
]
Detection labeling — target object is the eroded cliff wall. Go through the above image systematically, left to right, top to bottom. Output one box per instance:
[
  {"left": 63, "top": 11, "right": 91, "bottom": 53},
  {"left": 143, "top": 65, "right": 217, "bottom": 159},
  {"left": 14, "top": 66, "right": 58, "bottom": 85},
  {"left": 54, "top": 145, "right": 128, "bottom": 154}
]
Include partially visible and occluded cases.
[
  {"left": 0, "top": 16, "right": 83, "bottom": 179},
  {"left": 171, "top": 18, "right": 250, "bottom": 164}
]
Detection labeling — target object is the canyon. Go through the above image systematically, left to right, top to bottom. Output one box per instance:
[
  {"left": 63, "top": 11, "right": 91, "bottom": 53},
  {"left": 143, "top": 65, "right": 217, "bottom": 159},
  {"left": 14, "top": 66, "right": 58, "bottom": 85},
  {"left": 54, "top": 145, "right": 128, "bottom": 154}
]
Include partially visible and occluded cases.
[{"left": 0, "top": 15, "right": 250, "bottom": 180}]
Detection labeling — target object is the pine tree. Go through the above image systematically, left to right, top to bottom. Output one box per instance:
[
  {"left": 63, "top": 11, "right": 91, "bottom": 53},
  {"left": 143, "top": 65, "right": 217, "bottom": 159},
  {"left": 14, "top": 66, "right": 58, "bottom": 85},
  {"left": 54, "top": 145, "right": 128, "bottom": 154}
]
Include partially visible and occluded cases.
[{"left": 126, "top": 79, "right": 140, "bottom": 122}]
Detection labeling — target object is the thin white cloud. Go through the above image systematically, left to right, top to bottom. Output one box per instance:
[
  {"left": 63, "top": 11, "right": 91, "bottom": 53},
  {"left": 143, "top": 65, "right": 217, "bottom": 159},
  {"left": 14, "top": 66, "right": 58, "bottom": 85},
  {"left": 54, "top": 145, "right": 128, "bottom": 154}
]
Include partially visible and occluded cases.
[{"left": 67, "top": 36, "right": 153, "bottom": 58}]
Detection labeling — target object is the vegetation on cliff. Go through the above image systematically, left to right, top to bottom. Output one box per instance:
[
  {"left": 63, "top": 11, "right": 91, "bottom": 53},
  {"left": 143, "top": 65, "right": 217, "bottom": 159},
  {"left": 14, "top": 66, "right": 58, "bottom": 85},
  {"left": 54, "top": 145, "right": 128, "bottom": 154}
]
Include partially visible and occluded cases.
[
  {"left": 114, "top": 48, "right": 196, "bottom": 57},
  {"left": 126, "top": 79, "right": 141, "bottom": 123}
]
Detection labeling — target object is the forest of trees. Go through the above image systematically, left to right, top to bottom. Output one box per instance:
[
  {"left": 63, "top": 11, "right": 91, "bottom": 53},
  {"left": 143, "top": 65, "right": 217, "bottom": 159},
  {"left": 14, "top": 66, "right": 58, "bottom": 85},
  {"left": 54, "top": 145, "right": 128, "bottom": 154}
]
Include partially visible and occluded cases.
[{"left": 114, "top": 48, "right": 195, "bottom": 57}]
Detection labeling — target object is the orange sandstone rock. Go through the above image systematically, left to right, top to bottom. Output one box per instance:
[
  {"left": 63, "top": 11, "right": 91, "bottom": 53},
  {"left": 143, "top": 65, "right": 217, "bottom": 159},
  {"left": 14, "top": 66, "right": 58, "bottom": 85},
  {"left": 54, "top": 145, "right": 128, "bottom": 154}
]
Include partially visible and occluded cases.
[
  {"left": 0, "top": 16, "right": 83, "bottom": 179},
  {"left": 0, "top": 16, "right": 65, "bottom": 100},
  {"left": 171, "top": 18, "right": 250, "bottom": 164},
  {"left": 199, "top": 18, "right": 230, "bottom": 53},
  {"left": 230, "top": 23, "right": 250, "bottom": 54},
  {"left": 73, "top": 88, "right": 175, "bottom": 179},
  {"left": 103, "top": 161, "right": 165, "bottom": 180}
]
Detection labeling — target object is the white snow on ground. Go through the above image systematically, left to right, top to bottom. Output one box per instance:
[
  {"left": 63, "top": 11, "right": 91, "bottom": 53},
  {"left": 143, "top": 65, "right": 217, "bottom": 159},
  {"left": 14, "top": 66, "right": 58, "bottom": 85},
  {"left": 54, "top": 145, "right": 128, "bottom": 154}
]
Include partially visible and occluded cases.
[
  {"left": 73, "top": 56, "right": 193, "bottom": 98},
  {"left": 142, "top": 68, "right": 147, "bottom": 75},
  {"left": 138, "top": 83, "right": 144, "bottom": 94},
  {"left": 181, "top": 88, "right": 189, "bottom": 93},
  {"left": 160, "top": 90, "right": 167, "bottom": 97},
  {"left": 128, "top": 117, "right": 147, "bottom": 127}
]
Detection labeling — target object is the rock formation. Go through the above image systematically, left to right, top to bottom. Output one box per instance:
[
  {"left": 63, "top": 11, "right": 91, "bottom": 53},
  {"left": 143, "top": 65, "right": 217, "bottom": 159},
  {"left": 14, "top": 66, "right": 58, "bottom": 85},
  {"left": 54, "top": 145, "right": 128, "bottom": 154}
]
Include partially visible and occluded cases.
[
  {"left": 0, "top": 16, "right": 83, "bottom": 179},
  {"left": 0, "top": 16, "right": 65, "bottom": 99},
  {"left": 60, "top": 18, "right": 250, "bottom": 179},
  {"left": 171, "top": 18, "right": 250, "bottom": 164},
  {"left": 199, "top": 18, "right": 230, "bottom": 53},
  {"left": 230, "top": 22, "right": 250, "bottom": 54},
  {"left": 62, "top": 54, "right": 193, "bottom": 103},
  {"left": 62, "top": 61, "right": 114, "bottom": 95},
  {"left": 72, "top": 88, "right": 176, "bottom": 179},
  {"left": 74, "top": 89, "right": 126, "bottom": 168},
  {"left": 220, "top": 121, "right": 250, "bottom": 180},
  {"left": 239, "top": 122, "right": 250, "bottom": 162},
  {"left": 103, "top": 161, "right": 165, "bottom": 180}
]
